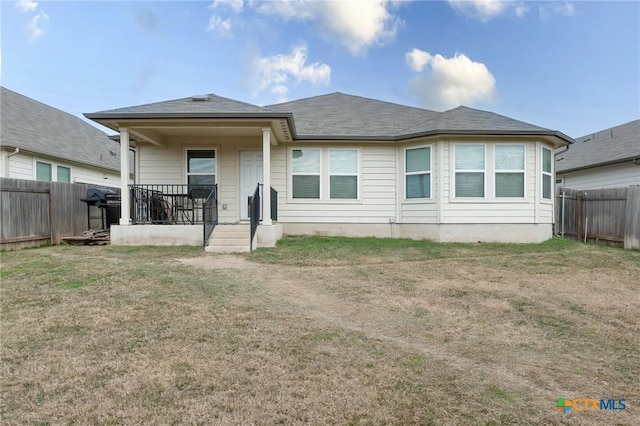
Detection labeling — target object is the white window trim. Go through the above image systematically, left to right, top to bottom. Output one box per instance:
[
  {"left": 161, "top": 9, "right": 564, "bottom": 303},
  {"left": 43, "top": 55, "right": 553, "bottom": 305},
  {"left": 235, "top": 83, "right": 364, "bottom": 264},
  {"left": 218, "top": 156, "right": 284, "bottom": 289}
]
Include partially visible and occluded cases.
[
  {"left": 453, "top": 143, "right": 487, "bottom": 199},
  {"left": 494, "top": 144, "right": 526, "bottom": 199},
  {"left": 404, "top": 145, "right": 432, "bottom": 201},
  {"left": 541, "top": 146, "right": 553, "bottom": 201},
  {"left": 184, "top": 147, "right": 218, "bottom": 186},
  {"left": 289, "top": 147, "right": 322, "bottom": 201},
  {"left": 329, "top": 148, "right": 360, "bottom": 200},
  {"left": 33, "top": 159, "right": 72, "bottom": 183}
]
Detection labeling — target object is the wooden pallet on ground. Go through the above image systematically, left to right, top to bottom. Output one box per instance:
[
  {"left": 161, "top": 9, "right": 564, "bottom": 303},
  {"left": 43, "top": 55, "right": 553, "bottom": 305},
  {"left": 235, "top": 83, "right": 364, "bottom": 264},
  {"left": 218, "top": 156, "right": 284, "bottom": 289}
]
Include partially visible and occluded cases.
[{"left": 62, "top": 229, "right": 110, "bottom": 246}]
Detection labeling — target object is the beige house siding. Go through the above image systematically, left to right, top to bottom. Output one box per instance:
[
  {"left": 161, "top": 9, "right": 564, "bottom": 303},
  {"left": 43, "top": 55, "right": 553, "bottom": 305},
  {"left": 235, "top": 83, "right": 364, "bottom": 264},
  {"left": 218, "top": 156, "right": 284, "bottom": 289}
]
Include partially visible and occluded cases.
[
  {"left": 136, "top": 136, "right": 558, "bottom": 230},
  {"left": 438, "top": 140, "right": 555, "bottom": 225},
  {"left": 275, "top": 144, "right": 397, "bottom": 223},
  {"left": 1, "top": 151, "right": 121, "bottom": 185},
  {"left": 557, "top": 161, "right": 640, "bottom": 190}
]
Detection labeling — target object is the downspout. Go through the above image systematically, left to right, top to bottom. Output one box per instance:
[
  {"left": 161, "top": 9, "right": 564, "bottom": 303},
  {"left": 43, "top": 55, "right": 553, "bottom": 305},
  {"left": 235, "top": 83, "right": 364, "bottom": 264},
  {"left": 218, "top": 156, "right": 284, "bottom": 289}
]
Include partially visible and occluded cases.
[{"left": 5, "top": 147, "right": 20, "bottom": 178}]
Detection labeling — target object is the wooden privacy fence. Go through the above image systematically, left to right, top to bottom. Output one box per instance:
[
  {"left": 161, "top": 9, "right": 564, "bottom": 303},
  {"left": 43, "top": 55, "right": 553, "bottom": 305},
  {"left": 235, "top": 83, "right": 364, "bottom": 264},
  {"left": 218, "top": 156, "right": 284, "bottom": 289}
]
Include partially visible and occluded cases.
[
  {"left": 0, "top": 178, "right": 119, "bottom": 250},
  {"left": 555, "top": 186, "right": 640, "bottom": 250}
]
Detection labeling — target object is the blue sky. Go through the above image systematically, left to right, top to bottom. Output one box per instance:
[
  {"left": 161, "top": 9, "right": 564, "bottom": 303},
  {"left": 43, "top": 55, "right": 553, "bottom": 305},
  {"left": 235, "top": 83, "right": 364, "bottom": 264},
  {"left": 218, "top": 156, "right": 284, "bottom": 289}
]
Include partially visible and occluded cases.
[{"left": 2, "top": 0, "right": 639, "bottom": 138}]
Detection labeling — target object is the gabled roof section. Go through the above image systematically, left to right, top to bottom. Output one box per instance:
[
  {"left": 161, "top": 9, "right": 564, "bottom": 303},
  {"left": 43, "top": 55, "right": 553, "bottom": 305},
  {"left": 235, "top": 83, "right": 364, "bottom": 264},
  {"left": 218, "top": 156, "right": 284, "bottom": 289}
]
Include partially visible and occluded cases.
[
  {"left": 1, "top": 87, "right": 123, "bottom": 172},
  {"left": 267, "top": 92, "right": 439, "bottom": 139},
  {"left": 89, "top": 93, "right": 271, "bottom": 116},
  {"left": 402, "top": 106, "right": 561, "bottom": 136},
  {"left": 556, "top": 119, "right": 640, "bottom": 173}
]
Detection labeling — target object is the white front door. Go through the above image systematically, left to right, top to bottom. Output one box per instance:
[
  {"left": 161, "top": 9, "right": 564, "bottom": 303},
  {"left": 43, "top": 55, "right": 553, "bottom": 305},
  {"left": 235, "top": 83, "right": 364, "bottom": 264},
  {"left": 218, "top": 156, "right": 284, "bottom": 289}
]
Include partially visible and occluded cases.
[{"left": 240, "top": 151, "right": 263, "bottom": 220}]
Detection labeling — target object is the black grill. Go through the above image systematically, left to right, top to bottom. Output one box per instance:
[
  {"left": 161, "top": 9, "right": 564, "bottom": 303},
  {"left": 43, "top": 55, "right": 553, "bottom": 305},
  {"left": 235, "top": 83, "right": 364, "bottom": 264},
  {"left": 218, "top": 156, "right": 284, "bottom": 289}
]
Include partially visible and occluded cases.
[{"left": 80, "top": 188, "right": 121, "bottom": 229}]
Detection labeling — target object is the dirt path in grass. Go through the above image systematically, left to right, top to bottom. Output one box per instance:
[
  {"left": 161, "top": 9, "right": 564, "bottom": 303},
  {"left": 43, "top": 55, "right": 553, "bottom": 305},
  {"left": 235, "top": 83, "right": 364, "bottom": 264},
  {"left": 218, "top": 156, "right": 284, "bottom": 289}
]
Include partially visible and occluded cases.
[{"left": 179, "top": 253, "right": 558, "bottom": 398}]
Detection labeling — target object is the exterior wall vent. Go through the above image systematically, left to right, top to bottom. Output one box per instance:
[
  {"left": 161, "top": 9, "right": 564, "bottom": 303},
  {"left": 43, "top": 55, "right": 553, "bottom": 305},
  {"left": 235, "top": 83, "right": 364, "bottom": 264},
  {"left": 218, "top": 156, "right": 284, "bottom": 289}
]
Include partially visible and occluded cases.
[{"left": 191, "top": 95, "right": 210, "bottom": 102}]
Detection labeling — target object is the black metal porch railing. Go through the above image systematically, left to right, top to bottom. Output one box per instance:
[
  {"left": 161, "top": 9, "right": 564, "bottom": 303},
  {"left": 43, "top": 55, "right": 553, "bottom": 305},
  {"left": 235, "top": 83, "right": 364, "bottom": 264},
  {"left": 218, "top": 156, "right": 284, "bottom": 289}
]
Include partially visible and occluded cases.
[
  {"left": 129, "top": 184, "right": 216, "bottom": 225},
  {"left": 203, "top": 184, "right": 218, "bottom": 248},
  {"left": 248, "top": 184, "right": 278, "bottom": 252},
  {"left": 249, "top": 184, "right": 261, "bottom": 252}
]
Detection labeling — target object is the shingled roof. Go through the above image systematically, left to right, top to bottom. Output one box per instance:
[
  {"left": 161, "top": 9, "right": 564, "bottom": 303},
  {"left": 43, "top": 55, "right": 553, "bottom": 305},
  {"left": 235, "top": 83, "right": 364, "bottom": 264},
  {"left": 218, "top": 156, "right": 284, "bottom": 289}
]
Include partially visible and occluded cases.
[
  {"left": 1, "top": 87, "right": 122, "bottom": 172},
  {"left": 86, "top": 91, "right": 572, "bottom": 143},
  {"left": 267, "top": 92, "right": 439, "bottom": 139},
  {"left": 94, "top": 93, "right": 271, "bottom": 115},
  {"left": 556, "top": 119, "right": 640, "bottom": 173}
]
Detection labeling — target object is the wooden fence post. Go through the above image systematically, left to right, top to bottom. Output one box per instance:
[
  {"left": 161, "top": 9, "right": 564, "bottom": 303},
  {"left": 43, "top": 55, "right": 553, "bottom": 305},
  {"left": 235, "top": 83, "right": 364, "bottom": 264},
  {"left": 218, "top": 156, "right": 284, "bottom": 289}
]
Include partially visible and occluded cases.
[
  {"left": 624, "top": 186, "right": 640, "bottom": 249},
  {"left": 577, "top": 192, "right": 584, "bottom": 242}
]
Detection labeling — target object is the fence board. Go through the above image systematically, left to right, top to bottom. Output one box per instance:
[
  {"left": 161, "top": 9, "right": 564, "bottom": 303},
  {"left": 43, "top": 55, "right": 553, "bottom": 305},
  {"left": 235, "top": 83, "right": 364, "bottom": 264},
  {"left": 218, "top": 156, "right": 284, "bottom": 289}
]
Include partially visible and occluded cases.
[
  {"left": 1, "top": 178, "right": 119, "bottom": 250},
  {"left": 556, "top": 185, "right": 640, "bottom": 249},
  {"left": 625, "top": 186, "right": 640, "bottom": 249}
]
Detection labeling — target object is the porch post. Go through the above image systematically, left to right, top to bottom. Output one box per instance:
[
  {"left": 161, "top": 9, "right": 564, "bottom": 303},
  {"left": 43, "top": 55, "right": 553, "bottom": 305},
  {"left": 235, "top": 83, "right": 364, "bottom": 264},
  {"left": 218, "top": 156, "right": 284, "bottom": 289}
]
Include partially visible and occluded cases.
[
  {"left": 119, "top": 127, "right": 131, "bottom": 225},
  {"left": 262, "top": 128, "right": 272, "bottom": 225}
]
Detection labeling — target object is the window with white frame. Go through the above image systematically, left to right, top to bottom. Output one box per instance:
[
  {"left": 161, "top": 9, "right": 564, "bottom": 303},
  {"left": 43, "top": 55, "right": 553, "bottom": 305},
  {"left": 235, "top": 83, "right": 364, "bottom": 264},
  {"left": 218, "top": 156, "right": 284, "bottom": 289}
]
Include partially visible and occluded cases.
[
  {"left": 455, "top": 145, "right": 485, "bottom": 197},
  {"left": 494, "top": 145, "right": 525, "bottom": 197},
  {"left": 405, "top": 147, "right": 431, "bottom": 199},
  {"left": 542, "top": 147, "right": 552, "bottom": 199},
  {"left": 291, "top": 148, "right": 321, "bottom": 199},
  {"left": 186, "top": 149, "right": 216, "bottom": 186},
  {"left": 329, "top": 149, "right": 358, "bottom": 199},
  {"left": 36, "top": 161, "right": 52, "bottom": 182},
  {"left": 36, "top": 161, "right": 72, "bottom": 182},
  {"left": 57, "top": 165, "right": 71, "bottom": 183}
]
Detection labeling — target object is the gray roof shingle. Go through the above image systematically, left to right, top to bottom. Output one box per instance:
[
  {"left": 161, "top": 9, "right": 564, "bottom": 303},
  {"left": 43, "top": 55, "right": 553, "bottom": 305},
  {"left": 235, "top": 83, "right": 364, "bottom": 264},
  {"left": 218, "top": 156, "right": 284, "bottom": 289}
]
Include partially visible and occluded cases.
[
  {"left": 1, "top": 87, "right": 123, "bottom": 172},
  {"left": 86, "top": 91, "right": 571, "bottom": 143},
  {"left": 267, "top": 92, "right": 440, "bottom": 138},
  {"left": 93, "top": 93, "right": 271, "bottom": 115},
  {"left": 401, "top": 106, "right": 552, "bottom": 135},
  {"left": 556, "top": 119, "right": 640, "bottom": 173}
]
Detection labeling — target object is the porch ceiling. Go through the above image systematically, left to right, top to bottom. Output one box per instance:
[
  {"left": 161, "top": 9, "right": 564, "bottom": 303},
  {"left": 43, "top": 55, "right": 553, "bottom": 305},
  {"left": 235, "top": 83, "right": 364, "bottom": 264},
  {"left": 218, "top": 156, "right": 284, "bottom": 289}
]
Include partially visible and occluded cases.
[{"left": 100, "top": 118, "right": 291, "bottom": 146}]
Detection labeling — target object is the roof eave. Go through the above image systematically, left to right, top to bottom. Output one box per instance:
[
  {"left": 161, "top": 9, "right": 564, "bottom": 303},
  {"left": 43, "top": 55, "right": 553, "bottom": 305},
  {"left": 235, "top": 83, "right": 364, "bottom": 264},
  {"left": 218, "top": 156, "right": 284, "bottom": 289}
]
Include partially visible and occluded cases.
[
  {"left": 84, "top": 112, "right": 298, "bottom": 139},
  {"left": 556, "top": 157, "right": 640, "bottom": 174}
]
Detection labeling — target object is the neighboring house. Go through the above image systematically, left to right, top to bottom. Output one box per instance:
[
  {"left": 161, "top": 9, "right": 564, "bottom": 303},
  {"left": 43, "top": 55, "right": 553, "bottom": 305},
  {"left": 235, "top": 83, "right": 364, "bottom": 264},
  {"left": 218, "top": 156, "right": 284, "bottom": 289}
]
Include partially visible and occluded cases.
[
  {"left": 1, "top": 87, "right": 131, "bottom": 186},
  {"left": 85, "top": 92, "right": 572, "bottom": 249},
  {"left": 555, "top": 119, "right": 640, "bottom": 190}
]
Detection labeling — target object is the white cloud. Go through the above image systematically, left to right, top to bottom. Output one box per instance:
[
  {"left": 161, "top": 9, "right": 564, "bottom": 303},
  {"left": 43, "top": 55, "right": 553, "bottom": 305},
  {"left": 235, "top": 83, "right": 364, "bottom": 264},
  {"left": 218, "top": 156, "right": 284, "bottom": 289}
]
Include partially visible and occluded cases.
[
  {"left": 15, "top": 0, "right": 37, "bottom": 13},
  {"left": 209, "top": 0, "right": 244, "bottom": 14},
  {"left": 257, "top": 0, "right": 403, "bottom": 56},
  {"left": 447, "top": 0, "right": 528, "bottom": 21},
  {"left": 539, "top": 2, "right": 575, "bottom": 20},
  {"left": 26, "top": 11, "right": 48, "bottom": 40},
  {"left": 207, "top": 15, "right": 232, "bottom": 37},
  {"left": 252, "top": 44, "right": 331, "bottom": 101},
  {"left": 406, "top": 48, "right": 432, "bottom": 73},
  {"left": 407, "top": 51, "right": 496, "bottom": 110}
]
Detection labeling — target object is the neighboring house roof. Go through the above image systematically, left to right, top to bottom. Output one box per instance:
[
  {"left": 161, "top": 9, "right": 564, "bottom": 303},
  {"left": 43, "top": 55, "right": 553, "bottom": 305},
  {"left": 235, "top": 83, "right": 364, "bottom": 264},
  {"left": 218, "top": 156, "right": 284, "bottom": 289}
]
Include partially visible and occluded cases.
[
  {"left": 1, "top": 87, "right": 123, "bottom": 172},
  {"left": 86, "top": 91, "right": 572, "bottom": 144},
  {"left": 556, "top": 119, "right": 640, "bottom": 173}
]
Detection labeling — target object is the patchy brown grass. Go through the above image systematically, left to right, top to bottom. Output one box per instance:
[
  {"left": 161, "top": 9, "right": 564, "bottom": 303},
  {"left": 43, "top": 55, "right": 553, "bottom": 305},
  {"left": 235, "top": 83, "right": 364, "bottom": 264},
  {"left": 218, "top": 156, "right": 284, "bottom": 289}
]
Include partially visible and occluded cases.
[{"left": 1, "top": 239, "right": 638, "bottom": 425}]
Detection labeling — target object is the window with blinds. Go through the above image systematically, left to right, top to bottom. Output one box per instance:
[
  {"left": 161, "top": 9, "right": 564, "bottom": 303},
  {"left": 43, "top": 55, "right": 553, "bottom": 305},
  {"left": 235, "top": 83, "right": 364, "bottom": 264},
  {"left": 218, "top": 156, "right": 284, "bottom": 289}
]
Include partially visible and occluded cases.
[
  {"left": 455, "top": 145, "right": 485, "bottom": 198},
  {"left": 495, "top": 145, "right": 525, "bottom": 197},
  {"left": 405, "top": 147, "right": 431, "bottom": 199}
]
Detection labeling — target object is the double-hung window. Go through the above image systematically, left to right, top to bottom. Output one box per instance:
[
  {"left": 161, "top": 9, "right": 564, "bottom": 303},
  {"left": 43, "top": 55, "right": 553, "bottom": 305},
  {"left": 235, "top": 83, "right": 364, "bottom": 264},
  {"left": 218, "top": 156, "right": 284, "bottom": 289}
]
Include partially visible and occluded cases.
[
  {"left": 455, "top": 145, "right": 485, "bottom": 198},
  {"left": 495, "top": 145, "right": 525, "bottom": 197},
  {"left": 405, "top": 147, "right": 431, "bottom": 199},
  {"left": 542, "top": 147, "right": 552, "bottom": 199},
  {"left": 292, "top": 148, "right": 321, "bottom": 199},
  {"left": 329, "top": 149, "right": 358, "bottom": 199},
  {"left": 186, "top": 150, "right": 216, "bottom": 186},
  {"left": 36, "top": 161, "right": 52, "bottom": 182},
  {"left": 36, "top": 161, "right": 72, "bottom": 182},
  {"left": 57, "top": 166, "right": 71, "bottom": 183}
]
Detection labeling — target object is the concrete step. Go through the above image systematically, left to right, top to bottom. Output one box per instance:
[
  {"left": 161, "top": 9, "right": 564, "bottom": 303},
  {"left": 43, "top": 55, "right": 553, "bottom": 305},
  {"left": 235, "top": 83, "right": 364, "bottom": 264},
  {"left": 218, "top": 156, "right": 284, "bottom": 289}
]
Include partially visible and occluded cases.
[
  {"left": 206, "top": 224, "right": 254, "bottom": 253},
  {"left": 205, "top": 245, "right": 250, "bottom": 253}
]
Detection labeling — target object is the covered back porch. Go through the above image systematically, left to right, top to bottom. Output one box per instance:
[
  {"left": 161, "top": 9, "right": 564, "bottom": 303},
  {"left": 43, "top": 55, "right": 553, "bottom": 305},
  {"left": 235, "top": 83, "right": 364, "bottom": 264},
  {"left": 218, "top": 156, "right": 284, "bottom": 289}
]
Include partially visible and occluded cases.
[{"left": 99, "top": 118, "right": 289, "bottom": 249}]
